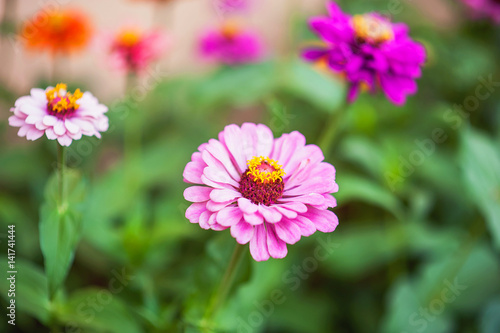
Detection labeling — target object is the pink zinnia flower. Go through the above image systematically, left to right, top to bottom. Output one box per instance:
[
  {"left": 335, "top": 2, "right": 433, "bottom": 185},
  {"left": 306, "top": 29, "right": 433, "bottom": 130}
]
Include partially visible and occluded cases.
[
  {"left": 461, "top": 0, "right": 500, "bottom": 24},
  {"left": 302, "top": 2, "right": 426, "bottom": 105},
  {"left": 199, "top": 20, "right": 263, "bottom": 65},
  {"left": 105, "top": 27, "right": 169, "bottom": 74},
  {"left": 8, "top": 83, "right": 109, "bottom": 146},
  {"left": 183, "top": 123, "right": 339, "bottom": 262}
]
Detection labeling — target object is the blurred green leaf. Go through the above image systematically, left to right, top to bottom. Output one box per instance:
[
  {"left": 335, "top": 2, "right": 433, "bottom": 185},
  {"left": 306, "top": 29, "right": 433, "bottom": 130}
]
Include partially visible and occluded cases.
[
  {"left": 280, "top": 60, "right": 345, "bottom": 113},
  {"left": 193, "top": 62, "right": 277, "bottom": 109},
  {"left": 460, "top": 129, "right": 500, "bottom": 249},
  {"left": 40, "top": 169, "right": 87, "bottom": 297},
  {"left": 336, "top": 173, "right": 404, "bottom": 219},
  {"left": 58, "top": 288, "right": 143, "bottom": 333},
  {"left": 481, "top": 299, "right": 500, "bottom": 333}
]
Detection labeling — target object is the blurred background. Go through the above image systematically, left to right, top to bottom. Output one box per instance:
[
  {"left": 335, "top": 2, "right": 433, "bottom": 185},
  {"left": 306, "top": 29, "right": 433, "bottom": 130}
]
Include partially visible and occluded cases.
[{"left": 0, "top": 0, "right": 499, "bottom": 332}]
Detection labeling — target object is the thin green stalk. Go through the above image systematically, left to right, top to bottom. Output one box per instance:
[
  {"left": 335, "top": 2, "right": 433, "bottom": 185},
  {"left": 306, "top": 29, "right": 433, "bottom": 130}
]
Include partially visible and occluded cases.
[
  {"left": 124, "top": 72, "right": 141, "bottom": 189},
  {"left": 317, "top": 103, "right": 346, "bottom": 156},
  {"left": 57, "top": 144, "right": 66, "bottom": 207},
  {"left": 203, "top": 243, "right": 246, "bottom": 327}
]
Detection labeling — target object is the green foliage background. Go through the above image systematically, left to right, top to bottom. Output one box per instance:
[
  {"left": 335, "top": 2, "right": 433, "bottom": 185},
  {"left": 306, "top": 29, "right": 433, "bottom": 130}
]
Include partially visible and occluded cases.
[{"left": 0, "top": 0, "right": 499, "bottom": 332}]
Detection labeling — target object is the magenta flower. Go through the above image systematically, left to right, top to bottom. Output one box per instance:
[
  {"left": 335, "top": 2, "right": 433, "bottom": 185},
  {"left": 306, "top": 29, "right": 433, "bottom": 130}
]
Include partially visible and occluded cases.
[
  {"left": 461, "top": 0, "right": 500, "bottom": 23},
  {"left": 302, "top": 2, "right": 426, "bottom": 105},
  {"left": 199, "top": 20, "right": 263, "bottom": 65},
  {"left": 105, "top": 27, "right": 169, "bottom": 74},
  {"left": 9, "top": 83, "right": 109, "bottom": 146},
  {"left": 183, "top": 123, "right": 339, "bottom": 262}
]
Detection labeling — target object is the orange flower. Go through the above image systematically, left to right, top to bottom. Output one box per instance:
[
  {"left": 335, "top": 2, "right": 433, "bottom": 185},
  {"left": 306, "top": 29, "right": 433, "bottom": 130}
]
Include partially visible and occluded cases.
[{"left": 21, "top": 8, "right": 92, "bottom": 55}]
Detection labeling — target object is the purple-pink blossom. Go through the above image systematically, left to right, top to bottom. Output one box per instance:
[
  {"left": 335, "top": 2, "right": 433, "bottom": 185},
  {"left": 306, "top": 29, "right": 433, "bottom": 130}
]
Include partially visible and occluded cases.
[
  {"left": 461, "top": 0, "right": 500, "bottom": 24},
  {"left": 302, "top": 2, "right": 426, "bottom": 105},
  {"left": 199, "top": 20, "right": 263, "bottom": 65},
  {"left": 9, "top": 84, "right": 108, "bottom": 146},
  {"left": 183, "top": 123, "right": 339, "bottom": 262}
]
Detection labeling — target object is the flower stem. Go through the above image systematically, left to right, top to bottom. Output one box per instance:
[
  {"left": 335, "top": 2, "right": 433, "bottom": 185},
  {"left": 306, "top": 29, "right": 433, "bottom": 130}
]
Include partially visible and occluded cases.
[
  {"left": 124, "top": 72, "right": 141, "bottom": 189},
  {"left": 317, "top": 104, "right": 347, "bottom": 157},
  {"left": 57, "top": 144, "right": 66, "bottom": 207},
  {"left": 203, "top": 243, "right": 246, "bottom": 326}
]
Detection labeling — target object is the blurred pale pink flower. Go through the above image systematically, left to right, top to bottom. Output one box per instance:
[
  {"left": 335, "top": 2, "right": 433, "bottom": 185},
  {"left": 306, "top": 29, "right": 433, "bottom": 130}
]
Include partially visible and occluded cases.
[
  {"left": 214, "top": 0, "right": 249, "bottom": 15},
  {"left": 462, "top": 0, "right": 500, "bottom": 23},
  {"left": 199, "top": 20, "right": 263, "bottom": 65},
  {"left": 105, "top": 27, "right": 169, "bottom": 74},
  {"left": 9, "top": 84, "right": 108, "bottom": 146},
  {"left": 183, "top": 123, "right": 339, "bottom": 262}
]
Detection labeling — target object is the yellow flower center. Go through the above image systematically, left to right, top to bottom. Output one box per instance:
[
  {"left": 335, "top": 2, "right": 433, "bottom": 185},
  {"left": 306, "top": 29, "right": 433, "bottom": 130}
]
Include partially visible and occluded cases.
[
  {"left": 48, "top": 12, "right": 66, "bottom": 31},
  {"left": 351, "top": 14, "right": 394, "bottom": 43},
  {"left": 221, "top": 20, "right": 241, "bottom": 39},
  {"left": 118, "top": 29, "right": 141, "bottom": 47},
  {"left": 46, "top": 83, "right": 83, "bottom": 114},
  {"left": 246, "top": 156, "right": 285, "bottom": 183}
]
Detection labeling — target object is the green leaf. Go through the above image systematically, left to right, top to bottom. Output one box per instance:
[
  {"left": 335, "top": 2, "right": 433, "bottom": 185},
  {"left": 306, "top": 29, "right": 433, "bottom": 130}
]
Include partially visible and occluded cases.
[
  {"left": 281, "top": 59, "right": 345, "bottom": 113},
  {"left": 193, "top": 62, "right": 277, "bottom": 108},
  {"left": 460, "top": 129, "right": 500, "bottom": 248},
  {"left": 40, "top": 169, "right": 87, "bottom": 297},
  {"left": 336, "top": 174, "right": 404, "bottom": 219},
  {"left": 0, "top": 259, "right": 50, "bottom": 324},
  {"left": 58, "top": 288, "right": 143, "bottom": 333},
  {"left": 481, "top": 299, "right": 500, "bottom": 333}
]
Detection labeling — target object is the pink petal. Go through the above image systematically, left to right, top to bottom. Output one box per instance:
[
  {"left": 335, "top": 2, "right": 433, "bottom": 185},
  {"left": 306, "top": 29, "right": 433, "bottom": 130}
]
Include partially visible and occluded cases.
[
  {"left": 25, "top": 114, "right": 43, "bottom": 125},
  {"left": 43, "top": 115, "right": 58, "bottom": 126},
  {"left": 8, "top": 116, "right": 24, "bottom": 127},
  {"left": 65, "top": 119, "right": 80, "bottom": 134},
  {"left": 53, "top": 120, "right": 66, "bottom": 136},
  {"left": 241, "top": 123, "right": 274, "bottom": 158},
  {"left": 220, "top": 124, "right": 247, "bottom": 173},
  {"left": 18, "top": 125, "right": 30, "bottom": 137},
  {"left": 26, "top": 128, "right": 44, "bottom": 141},
  {"left": 45, "top": 128, "right": 57, "bottom": 140},
  {"left": 57, "top": 135, "right": 72, "bottom": 146},
  {"left": 204, "top": 139, "right": 241, "bottom": 181},
  {"left": 183, "top": 161, "right": 205, "bottom": 184},
  {"left": 203, "top": 167, "right": 239, "bottom": 187},
  {"left": 184, "top": 186, "right": 211, "bottom": 203},
  {"left": 210, "top": 189, "right": 241, "bottom": 203},
  {"left": 280, "top": 193, "right": 325, "bottom": 206},
  {"left": 237, "top": 197, "right": 258, "bottom": 214},
  {"left": 206, "top": 199, "right": 232, "bottom": 212},
  {"left": 185, "top": 202, "right": 207, "bottom": 223},
  {"left": 259, "top": 205, "right": 282, "bottom": 223},
  {"left": 274, "top": 206, "right": 298, "bottom": 219},
  {"left": 217, "top": 207, "right": 243, "bottom": 227},
  {"left": 304, "top": 208, "right": 339, "bottom": 233},
  {"left": 199, "top": 211, "right": 212, "bottom": 229},
  {"left": 243, "top": 212, "right": 264, "bottom": 225},
  {"left": 293, "top": 216, "right": 317, "bottom": 237},
  {"left": 274, "top": 219, "right": 302, "bottom": 244},
  {"left": 231, "top": 221, "right": 254, "bottom": 244},
  {"left": 211, "top": 223, "right": 228, "bottom": 231},
  {"left": 266, "top": 224, "right": 288, "bottom": 259},
  {"left": 250, "top": 225, "right": 270, "bottom": 261}
]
